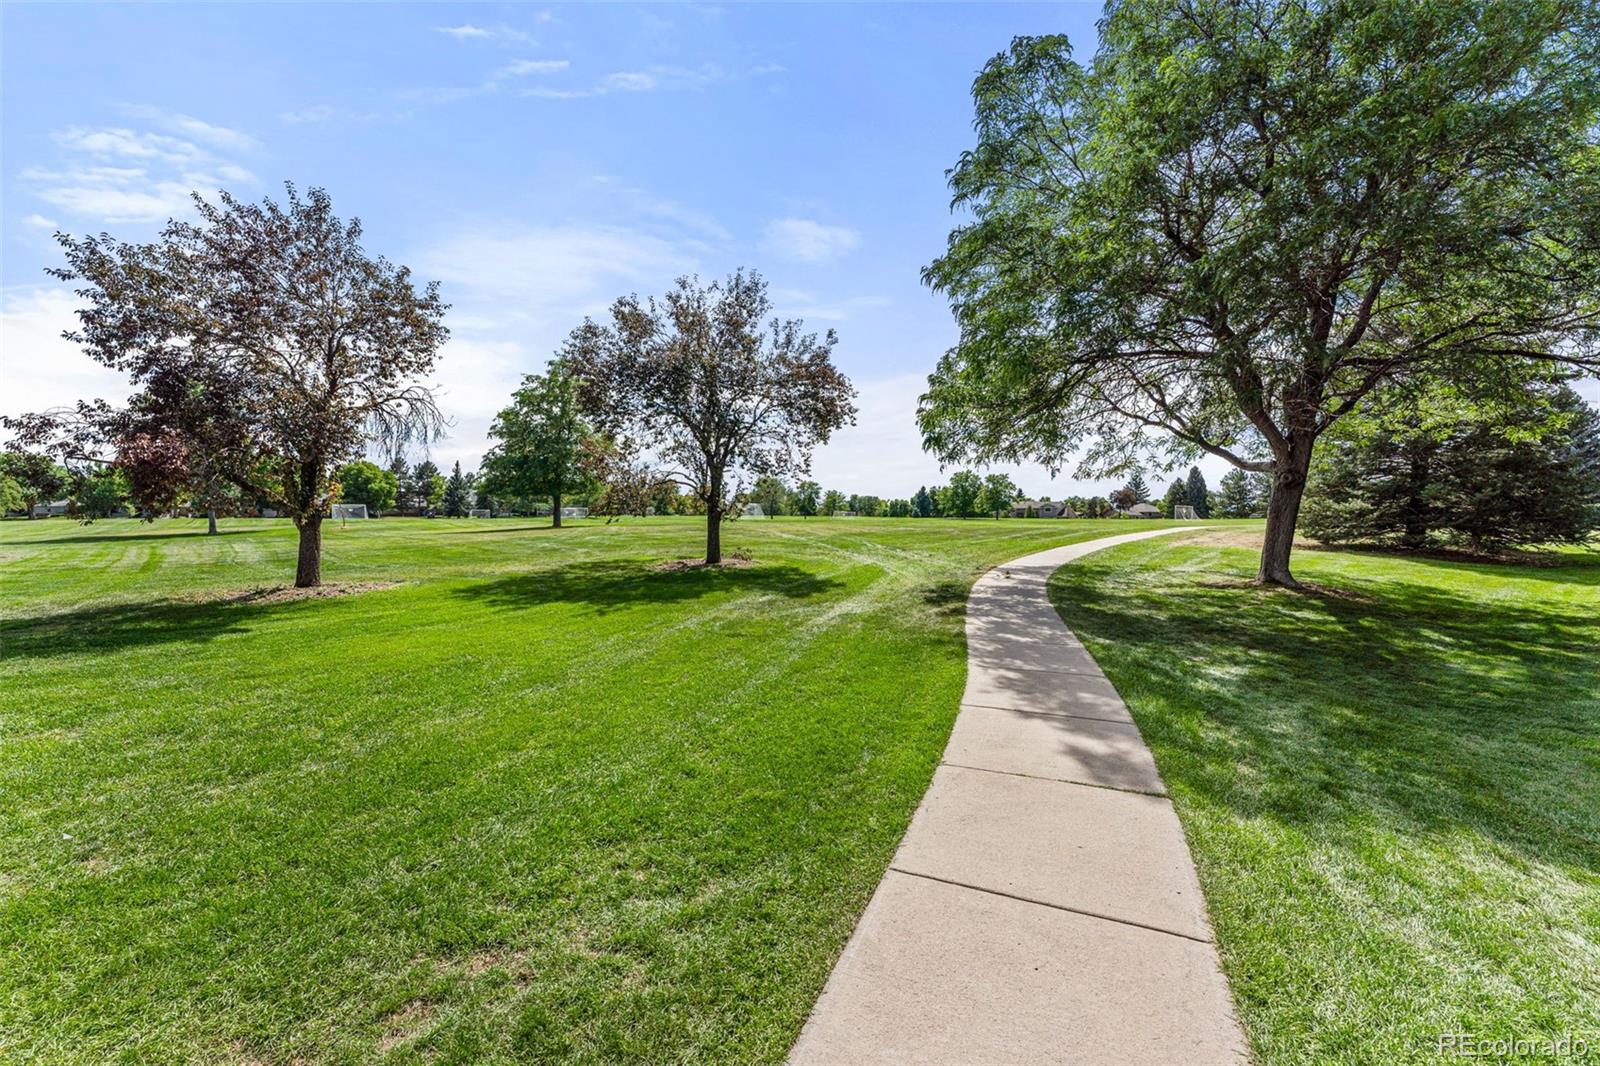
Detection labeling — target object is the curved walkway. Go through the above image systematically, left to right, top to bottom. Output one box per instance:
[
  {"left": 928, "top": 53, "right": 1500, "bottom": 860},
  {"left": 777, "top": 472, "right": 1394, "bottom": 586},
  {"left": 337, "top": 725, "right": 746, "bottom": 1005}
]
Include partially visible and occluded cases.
[{"left": 789, "top": 527, "right": 1246, "bottom": 1065}]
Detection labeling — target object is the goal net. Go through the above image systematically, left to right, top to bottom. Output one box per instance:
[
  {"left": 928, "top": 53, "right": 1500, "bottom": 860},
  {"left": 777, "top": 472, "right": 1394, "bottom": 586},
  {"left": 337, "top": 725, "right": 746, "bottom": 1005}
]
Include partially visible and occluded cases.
[
  {"left": 332, "top": 503, "right": 369, "bottom": 520},
  {"left": 1173, "top": 505, "right": 1198, "bottom": 520},
  {"left": 561, "top": 506, "right": 589, "bottom": 518},
  {"left": 469, "top": 509, "right": 491, "bottom": 518}
]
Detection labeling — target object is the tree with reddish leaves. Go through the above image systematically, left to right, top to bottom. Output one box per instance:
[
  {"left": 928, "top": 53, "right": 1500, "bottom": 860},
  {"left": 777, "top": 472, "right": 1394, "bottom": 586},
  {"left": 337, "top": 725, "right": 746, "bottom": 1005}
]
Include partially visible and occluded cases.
[
  {"left": 8, "top": 185, "right": 447, "bottom": 585},
  {"left": 565, "top": 271, "right": 856, "bottom": 564}
]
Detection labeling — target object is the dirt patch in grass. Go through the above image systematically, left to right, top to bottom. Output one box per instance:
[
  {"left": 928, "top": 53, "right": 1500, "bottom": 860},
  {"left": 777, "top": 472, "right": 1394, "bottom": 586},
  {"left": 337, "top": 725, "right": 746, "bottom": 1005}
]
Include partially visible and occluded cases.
[
  {"left": 651, "top": 557, "right": 753, "bottom": 573},
  {"left": 180, "top": 581, "right": 402, "bottom": 606},
  {"left": 377, "top": 999, "right": 437, "bottom": 1053}
]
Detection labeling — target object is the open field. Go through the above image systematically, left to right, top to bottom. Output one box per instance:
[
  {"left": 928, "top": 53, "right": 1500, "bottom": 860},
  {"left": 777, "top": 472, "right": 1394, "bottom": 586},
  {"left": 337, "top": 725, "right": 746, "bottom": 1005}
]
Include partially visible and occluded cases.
[
  {"left": 1, "top": 514, "right": 1223, "bottom": 1064},
  {"left": 1050, "top": 534, "right": 1600, "bottom": 1065}
]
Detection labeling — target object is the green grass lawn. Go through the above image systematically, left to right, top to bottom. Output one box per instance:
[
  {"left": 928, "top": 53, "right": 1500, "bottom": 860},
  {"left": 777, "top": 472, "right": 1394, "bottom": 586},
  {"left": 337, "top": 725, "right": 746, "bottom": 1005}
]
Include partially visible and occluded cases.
[
  {"left": 1, "top": 514, "right": 1179, "bottom": 1064},
  {"left": 1049, "top": 532, "right": 1600, "bottom": 1065}
]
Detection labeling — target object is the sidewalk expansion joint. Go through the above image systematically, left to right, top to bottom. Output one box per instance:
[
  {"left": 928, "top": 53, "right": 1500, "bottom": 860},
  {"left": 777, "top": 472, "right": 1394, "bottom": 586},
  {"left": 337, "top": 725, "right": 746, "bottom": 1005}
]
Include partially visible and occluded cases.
[
  {"left": 939, "top": 760, "right": 1169, "bottom": 798},
  {"left": 886, "top": 866, "right": 1213, "bottom": 945}
]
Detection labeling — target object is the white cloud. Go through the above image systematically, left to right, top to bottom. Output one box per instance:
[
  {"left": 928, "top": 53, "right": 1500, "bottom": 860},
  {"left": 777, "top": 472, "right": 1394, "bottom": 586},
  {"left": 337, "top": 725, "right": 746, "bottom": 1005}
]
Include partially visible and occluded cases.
[
  {"left": 433, "top": 23, "right": 532, "bottom": 43},
  {"left": 496, "top": 59, "right": 569, "bottom": 77},
  {"left": 280, "top": 104, "right": 338, "bottom": 124},
  {"left": 119, "top": 106, "right": 260, "bottom": 153},
  {"left": 24, "top": 114, "right": 260, "bottom": 224},
  {"left": 22, "top": 214, "right": 58, "bottom": 230},
  {"left": 762, "top": 218, "right": 860, "bottom": 264},
  {"left": 422, "top": 224, "right": 698, "bottom": 309},
  {"left": 0, "top": 287, "right": 132, "bottom": 428},
  {"left": 771, "top": 288, "right": 890, "bottom": 322}
]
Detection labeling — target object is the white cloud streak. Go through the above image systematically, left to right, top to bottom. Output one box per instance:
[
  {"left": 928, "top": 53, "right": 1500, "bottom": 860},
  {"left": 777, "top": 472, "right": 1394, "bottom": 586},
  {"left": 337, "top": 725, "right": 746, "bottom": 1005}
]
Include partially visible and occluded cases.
[{"left": 762, "top": 218, "right": 860, "bottom": 264}]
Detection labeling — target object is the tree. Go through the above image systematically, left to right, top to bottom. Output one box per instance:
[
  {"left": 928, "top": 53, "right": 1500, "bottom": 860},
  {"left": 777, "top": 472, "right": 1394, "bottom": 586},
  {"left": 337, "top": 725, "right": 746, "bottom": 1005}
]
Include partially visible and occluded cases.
[
  {"left": 920, "top": 10, "right": 1600, "bottom": 586},
  {"left": 12, "top": 185, "right": 446, "bottom": 585},
  {"left": 567, "top": 271, "right": 855, "bottom": 564},
  {"left": 480, "top": 362, "right": 593, "bottom": 529},
  {"left": 1302, "top": 383, "right": 1600, "bottom": 552},
  {"left": 0, "top": 452, "right": 68, "bottom": 519},
  {"left": 336, "top": 460, "right": 398, "bottom": 515},
  {"left": 410, "top": 461, "right": 445, "bottom": 515},
  {"left": 442, "top": 461, "right": 472, "bottom": 517},
  {"left": 1185, "top": 467, "right": 1211, "bottom": 519},
  {"left": 72, "top": 468, "right": 130, "bottom": 520},
  {"left": 1216, "top": 469, "right": 1255, "bottom": 519},
  {"left": 1125, "top": 470, "right": 1149, "bottom": 504},
  {"left": 944, "top": 471, "right": 982, "bottom": 518},
  {"left": 978, "top": 472, "right": 1020, "bottom": 518},
  {"left": 0, "top": 473, "right": 24, "bottom": 517},
  {"left": 751, "top": 475, "right": 790, "bottom": 518},
  {"left": 1161, "top": 479, "right": 1189, "bottom": 518},
  {"left": 794, "top": 480, "right": 821, "bottom": 517},
  {"left": 911, "top": 485, "right": 934, "bottom": 517},
  {"left": 1109, "top": 486, "right": 1137, "bottom": 512},
  {"left": 822, "top": 489, "right": 848, "bottom": 516},
  {"left": 888, "top": 498, "right": 912, "bottom": 517}
]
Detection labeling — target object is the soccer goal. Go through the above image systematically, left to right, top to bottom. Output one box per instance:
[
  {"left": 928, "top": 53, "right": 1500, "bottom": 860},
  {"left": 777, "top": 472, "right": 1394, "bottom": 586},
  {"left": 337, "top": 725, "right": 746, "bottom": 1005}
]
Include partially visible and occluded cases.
[
  {"left": 742, "top": 502, "right": 764, "bottom": 517},
  {"left": 331, "top": 503, "right": 369, "bottom": 521},
  {"left": 1173, "top": 505, "right": 1198, "bottom": 520},
  {"left": 561, "top": 506, "right": 589, "bottom": 519},
  {"left": 469, "top": 509, "right": 491, "bottom": 519}
]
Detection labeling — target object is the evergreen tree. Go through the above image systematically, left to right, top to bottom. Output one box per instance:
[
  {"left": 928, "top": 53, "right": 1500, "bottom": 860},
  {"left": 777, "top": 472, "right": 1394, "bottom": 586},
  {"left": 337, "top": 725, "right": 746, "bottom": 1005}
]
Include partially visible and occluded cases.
[
  {"left": 1302, "top": 384, "right": 1600, "bottom": 551},
  {"left": 411, "top": 460, "right": 444, "bottom": 515},
  {"left": 442, "top": 461, "right": 471, "bottom": 517},
  {"left": 1185, "top": 466, "right": 1211, "bottom": 518},
  {"left": 1125, "top": 469, "right": 1149, "bottom": 503},
  {"left": 1216, "top": 470, "right": 1255, "bottom": 518},
  {"left": 1161, "top": 480, "right": 1189, "bottom": 517},
  {"left": 911, "top": 485, "right": 933, "bottom": 517}
]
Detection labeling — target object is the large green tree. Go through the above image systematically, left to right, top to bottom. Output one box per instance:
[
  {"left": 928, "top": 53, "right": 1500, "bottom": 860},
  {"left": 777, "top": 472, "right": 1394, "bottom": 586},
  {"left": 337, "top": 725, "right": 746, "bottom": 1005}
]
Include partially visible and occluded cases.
[
  {"left": 920, "top": 3, "right": 1600, "bottom": 585},
  {"left": 480, "top": 362, "right": 593, "bottom": 529},
  {"left": 0, "top": 452, "right": 68, "bottom": 519},
  {"left": 335, "top": 460, "right": 398, "bottom": 515},
  {"left": 978, "top": 472, "right": 1021, "bottom": 518}
]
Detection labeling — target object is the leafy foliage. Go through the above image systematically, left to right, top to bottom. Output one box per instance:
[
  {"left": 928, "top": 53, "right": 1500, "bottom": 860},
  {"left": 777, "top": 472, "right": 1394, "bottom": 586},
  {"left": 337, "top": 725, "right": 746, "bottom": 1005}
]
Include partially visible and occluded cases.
[
  {"left": 921, "top": 4, "right": 1600, "bottom": 582},
  {"left": 8, "top": 185, "right": 447, "bottom": 584},
  {"left": 567, "top": 271, "right": 856, "bottom": 562},
  {"left": 480, "top": 363, "right": 594, "bottom": 528},
  {"left": 335, "top": 460, "right": 398, "bottom": 515}
]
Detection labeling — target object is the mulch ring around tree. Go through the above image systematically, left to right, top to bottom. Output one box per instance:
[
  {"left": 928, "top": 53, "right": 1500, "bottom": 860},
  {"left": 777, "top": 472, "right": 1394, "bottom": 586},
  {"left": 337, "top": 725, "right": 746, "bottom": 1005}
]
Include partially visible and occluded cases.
[
  {"left": 651, "top": 557, "right": 754, "bottom": 573},
  {"left": 183, "top": 581, "right": 403, "bottom": 606}
]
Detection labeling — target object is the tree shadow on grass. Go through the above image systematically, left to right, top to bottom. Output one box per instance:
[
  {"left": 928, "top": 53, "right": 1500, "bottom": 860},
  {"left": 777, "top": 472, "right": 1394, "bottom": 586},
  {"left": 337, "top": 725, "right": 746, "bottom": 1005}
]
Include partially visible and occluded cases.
[
  {"left": 10, "top": 527, "right": 282, "bottom": 546},
  {"left": 453, "top": 559, "right": 844, "bottom": 615},
  {"left": 1049, "top": 559, "right": 1600, "bottom": 872},
  {"left": 4, "top": 597, "right": 273, "bottom": 659}
]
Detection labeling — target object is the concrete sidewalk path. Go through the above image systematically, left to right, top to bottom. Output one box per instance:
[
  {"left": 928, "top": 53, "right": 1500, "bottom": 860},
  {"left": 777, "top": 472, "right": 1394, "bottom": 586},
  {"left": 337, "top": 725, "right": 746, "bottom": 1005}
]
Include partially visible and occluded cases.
[{"left": 788, "top": 527, "right": 1247, "bottom": 1066}]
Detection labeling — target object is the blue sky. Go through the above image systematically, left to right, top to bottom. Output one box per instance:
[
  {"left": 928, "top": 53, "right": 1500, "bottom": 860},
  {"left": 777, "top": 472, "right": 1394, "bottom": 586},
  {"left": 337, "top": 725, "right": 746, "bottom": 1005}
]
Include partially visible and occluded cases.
[{"left": 3, "top": 3, "right": 1263, "bottom": 497}]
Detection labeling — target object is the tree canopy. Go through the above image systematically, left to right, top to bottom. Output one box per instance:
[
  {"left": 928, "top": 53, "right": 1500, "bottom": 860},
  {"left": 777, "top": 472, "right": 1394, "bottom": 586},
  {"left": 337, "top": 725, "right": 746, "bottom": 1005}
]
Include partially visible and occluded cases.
[
  {"left": 920, "top": 1, "right": 1600, "bottom": 584},
  {"left": 9, "top": 185, "right": 447, "bottom": 585},
  {"left": 567, "top": 271, "right": 856, "bottom": 563},
  {"left": 480, "top": 362, "right": 594, "bottom": 528}
]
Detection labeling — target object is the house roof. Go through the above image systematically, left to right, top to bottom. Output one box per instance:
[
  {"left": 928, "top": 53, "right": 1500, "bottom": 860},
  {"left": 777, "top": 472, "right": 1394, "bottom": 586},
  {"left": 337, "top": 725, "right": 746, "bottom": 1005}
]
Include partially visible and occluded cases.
[{"left": 1128, "top": 503, "right": 1161, "bottom": 515}]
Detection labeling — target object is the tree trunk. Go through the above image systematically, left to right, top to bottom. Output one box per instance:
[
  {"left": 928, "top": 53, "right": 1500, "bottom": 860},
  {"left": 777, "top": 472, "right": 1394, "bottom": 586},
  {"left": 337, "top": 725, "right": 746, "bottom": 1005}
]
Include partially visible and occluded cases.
[
  {"left": 1257, "top": 447, "right": 1313, "bottom": 587},
  {"left": 705, "top": 468, "right": 723, "bottom": 565},
  {"left": 552, "top": 490, "right": 562, "bottom": 529},
  {"left": 207, "top": 509, "right": 218, "bottom": 535},
  {"left": 295, "top": 511, "right": 322, "bottom": 588}
]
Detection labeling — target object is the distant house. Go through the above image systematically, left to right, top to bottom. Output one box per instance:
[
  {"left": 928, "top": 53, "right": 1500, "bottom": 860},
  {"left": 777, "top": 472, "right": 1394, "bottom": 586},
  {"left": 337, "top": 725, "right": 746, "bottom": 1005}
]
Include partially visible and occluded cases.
[
  {"left": 31, "top": 499, "right": 70, "bottom": 518},
  {"left": 1010, "top": 499, "right": 1075, "bottom": 518},
  {"left": 1128, "top": 502, "right": 1161, "bottom": 518}
]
